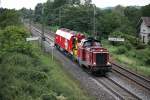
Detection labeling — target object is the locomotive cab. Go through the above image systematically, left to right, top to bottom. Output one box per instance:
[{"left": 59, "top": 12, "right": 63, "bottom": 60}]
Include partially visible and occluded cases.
[{"left": 78, "top": 37, "right": 111, "bottom": 73}]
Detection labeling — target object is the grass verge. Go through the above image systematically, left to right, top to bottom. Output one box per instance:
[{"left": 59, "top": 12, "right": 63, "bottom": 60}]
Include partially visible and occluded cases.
[{"left": 102, "top": 40, "right": 150, "bottom": 77}]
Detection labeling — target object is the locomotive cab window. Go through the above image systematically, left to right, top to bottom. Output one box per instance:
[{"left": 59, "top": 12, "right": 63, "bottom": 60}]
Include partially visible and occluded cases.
[
  {"left": 83, "top": 41, "right": 92, "bottom": 47},
  {"left": 93, "top": 42, "right": 101, "bottom": 46}
]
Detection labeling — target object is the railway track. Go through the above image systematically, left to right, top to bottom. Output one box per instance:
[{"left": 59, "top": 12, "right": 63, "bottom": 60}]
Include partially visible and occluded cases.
[
  {"left": 29, "top": 24, "right": 150, "bottom": 100},
  {"left": 111, "top": 63, "right": 150, "bottom": 91},
  {"left": 80, "top": 66, "right": 142, "bottom": 100},
  {"left": 95, "top": 77, "right": 142, "bottom": 100}
]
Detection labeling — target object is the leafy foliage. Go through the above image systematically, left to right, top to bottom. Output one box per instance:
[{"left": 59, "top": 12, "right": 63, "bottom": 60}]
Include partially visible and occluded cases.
[
  {"left": 33, "top": 0, "right": 93, "bottom": 33},
  {"left": 32, "top": 2, "right": 147, "bottom": 38},
  {"left": 34, "top": 3, "right": 43, "bottom": 23},
  {"left": 141, "top": 4, "right": 150, "bottom": 16},
  {"left": 124, "top": 6, "right": 141, "bottom": 26},
  {"left": 19, "top": 8, "right": 33, "bottom": 19},
  {"left": 0, "top": 9, "right": 21, "bottom": 28},
  {"left": 0, "top": 26, "right": 32, "bottom": 56},
  {"left": 115, "top": 46, "right": 127, "bottom": 54}
]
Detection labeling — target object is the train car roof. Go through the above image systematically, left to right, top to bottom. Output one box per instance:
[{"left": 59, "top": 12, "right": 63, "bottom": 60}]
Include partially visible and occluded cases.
[{"left": 56, "top": 29, "right": 74, "bottom": 40}]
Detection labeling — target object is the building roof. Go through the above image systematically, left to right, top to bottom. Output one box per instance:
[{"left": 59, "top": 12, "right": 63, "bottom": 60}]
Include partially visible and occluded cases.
[{"left": 141, "top": 17, "right": 150, "bottom": 27}]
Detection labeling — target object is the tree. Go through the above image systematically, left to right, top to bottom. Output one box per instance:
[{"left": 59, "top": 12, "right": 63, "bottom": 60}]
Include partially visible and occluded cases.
[
  {"left": 53, "top": 0, "right": 68, "bottom": 8},
  {"left": 69, "top": 0, "right": 80, "bottom": 4},
  {"left": 84, "top": 0, "right": 92, "bottom": 5},
  {"left": 34, "top": 3, "right": 43, "bottom": 22},
  {"left": 141, "top": 4, "right": 150, "bottom": 16},
  {"left": 59, "top": 5, "right": 93, "bottom": 33},
  {"left": 113, "top": 5, "right": 125, "bottom": 16},
  {"left": 124, "top": 6, "right": 141, "bottom": 26},
  {"left": 20, "top": 8, "right": 33, "bottom": 19},
  {"left": 0, "top": 9, "right": 21, "bottom": 28},
  {"left": 98, "top": 12, "right": 123, "bottom": 35},
  {"left": 0, "top": 26, "right": 32, "bottom": 55}
]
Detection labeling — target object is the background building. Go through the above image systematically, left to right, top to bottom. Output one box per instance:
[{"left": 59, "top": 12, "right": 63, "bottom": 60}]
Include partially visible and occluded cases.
[{"left": 137, "top": 17, "right": 150, "bottom": 44}]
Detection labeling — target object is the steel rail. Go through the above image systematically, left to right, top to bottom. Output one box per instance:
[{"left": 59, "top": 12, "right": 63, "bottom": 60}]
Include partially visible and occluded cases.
[
  {"left": 111, "top": 63, "right": 150, "bottom": 91},
  {"left": 105, "top": 76, "right": 142, "bottom": 100}
]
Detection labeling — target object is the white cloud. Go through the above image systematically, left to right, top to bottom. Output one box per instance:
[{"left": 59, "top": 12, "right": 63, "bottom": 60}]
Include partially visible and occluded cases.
[
  {"left": 0, "top": 0, "right": 150, "bottom": 10},
  {"left": 1, "top": 0, "right": 47, "bottom": 10},
  {"left": 92, "top": 0, "right": 150, "bottom": 8}
]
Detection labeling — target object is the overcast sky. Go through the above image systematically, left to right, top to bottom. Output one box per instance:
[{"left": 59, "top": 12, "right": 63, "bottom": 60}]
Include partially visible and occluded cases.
[{"left": 0, "top": 0, "right": 150, "bottom": 10}]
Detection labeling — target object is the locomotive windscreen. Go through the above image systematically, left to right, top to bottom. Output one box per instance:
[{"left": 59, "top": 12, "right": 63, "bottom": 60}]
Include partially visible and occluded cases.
[{"left": 96, "top": 53, "right": 107, "bottom": 65}]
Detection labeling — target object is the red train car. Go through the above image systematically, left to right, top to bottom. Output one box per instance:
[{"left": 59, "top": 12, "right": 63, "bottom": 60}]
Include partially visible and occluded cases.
[
  {"left": 54, "top": 28, "right": 111, "bottom": 74},
  {"left": 55, "top": 28, "right": 74, "bottom": 54},
  {"left": 55, "top": 28, "right": 84, "bottom": 55}
]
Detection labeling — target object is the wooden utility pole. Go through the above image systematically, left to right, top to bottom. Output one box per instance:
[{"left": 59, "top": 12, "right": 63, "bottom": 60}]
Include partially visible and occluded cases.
[
  {"left": 93, "top": 4, "right": 96, "bottom": 39},
  {"left": 41, "top": 6, "right": 46, "bottom": 51},
  {"left": 41, "top": 7, "right": 45, "bottom": 40},
  {"left": 59, "top": 7, "right": 61, "bottom": 27},
  {"left": 29, "top": 8, "right": 32, "bottom": 34}
]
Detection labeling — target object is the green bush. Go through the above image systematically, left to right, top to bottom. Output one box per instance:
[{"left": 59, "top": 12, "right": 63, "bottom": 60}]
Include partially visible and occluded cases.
[
  {"left": 0, "top": 9, "right": 21, "bottom": 28},
  {"left": 0, "top": 26, "right": 33, "bottom": 55},
  {"left": 49, "top": 26, "right": 59, "bottom": 32},
  {"left": 110, "top": 31, "right": 124, "bottom": 37},
  {"left": 125, "top": 35, "right": 138, "bottom": 46},
  {"left": 148, "top": 40, "right": 150, "bottom": 46},
  {"left": 124, "top": 42, "right": 132, "bottom": 50},
  {"left": 136, "top": 43, "right": 146, "bottom": 49},
  {"left": 115, "top": 46, "right": 127, "bottom": 54},
  {"left": 143, "top": 49, "right": 150, "bottom": 65},
  {"left": 2, "top": 53, "right": 34, "bottom": 66},
  {"left": 145, "top": 57, "right": 150, "bottom": 65},
  {"left": 41, "top": 93, "right": 57, "bottom": 100}
]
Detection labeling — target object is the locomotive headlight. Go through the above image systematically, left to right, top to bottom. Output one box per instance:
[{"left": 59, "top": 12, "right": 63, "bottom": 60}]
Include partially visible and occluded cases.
[
  {"left": 93, "top": 62, "right": 96, "bottom": 65},
  {"left": 107, "top": 62, "right": 111, "bottom": 65}
]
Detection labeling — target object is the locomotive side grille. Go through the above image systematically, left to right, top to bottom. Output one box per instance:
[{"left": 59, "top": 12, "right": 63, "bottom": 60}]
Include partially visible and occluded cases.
[{"left": 96, "top": 53, "right": 107, "bottom": 65}]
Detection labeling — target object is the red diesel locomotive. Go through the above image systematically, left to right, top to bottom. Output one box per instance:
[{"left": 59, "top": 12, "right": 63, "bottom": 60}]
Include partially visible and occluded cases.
[{"left": 54, "top": 28, "right": 111, "bottom": 74}]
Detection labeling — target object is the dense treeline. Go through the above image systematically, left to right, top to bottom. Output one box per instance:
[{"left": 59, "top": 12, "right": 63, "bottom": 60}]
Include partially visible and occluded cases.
[
  {"left": 20, "top": 0, "right": 150, "bottom": 39},
  {"left": 28, "top": 0, "right": 150, "bottom": 38},
  {"left": 0, "top": 9, "right": 21, "bottom": 28}
]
